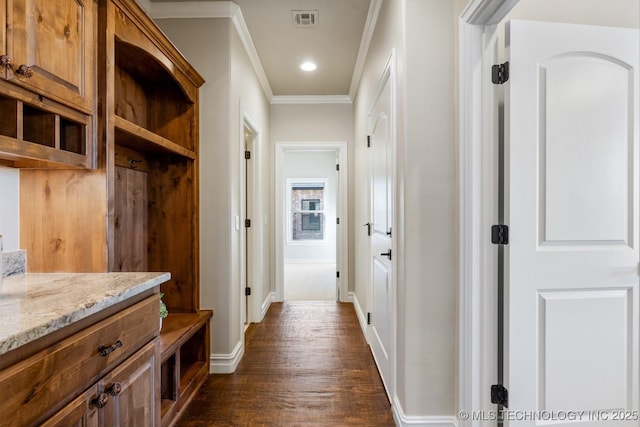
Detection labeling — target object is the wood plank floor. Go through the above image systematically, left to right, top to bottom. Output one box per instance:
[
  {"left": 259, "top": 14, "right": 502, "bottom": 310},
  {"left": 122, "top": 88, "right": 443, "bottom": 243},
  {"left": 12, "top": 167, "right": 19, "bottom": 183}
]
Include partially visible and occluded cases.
[{"left": 176, "top": 301, "right": 395, "bottom": 426}]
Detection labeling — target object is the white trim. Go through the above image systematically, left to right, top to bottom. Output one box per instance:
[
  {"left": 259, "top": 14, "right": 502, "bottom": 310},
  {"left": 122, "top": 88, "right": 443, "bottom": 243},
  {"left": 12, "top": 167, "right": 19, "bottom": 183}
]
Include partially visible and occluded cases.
[
  {"left": 349, "top": 0, "right": 383, "bottom": 99},
  {"left": 458, "top": 0, "right": 519, "bottom": 425},
  {"left": 148, "top": 1, "right": 274, "bottom": 100},
  {"left": 271, "top": 95, "right": 352, "bottom": 105},
  {"left": 275, "top": 142, "right": 349, "bottom": 303},
  {"left": 261, "top": 291, "right": 275, "bottom": 319},
  {"left": 351, "top": 291, "right": 368, "bottom": 334},
  {"left": 209, "top": 340, "right": 244, "bottom": 374},
  {"left": 393, "top": 397, "right": 459, "bottom": 427}
]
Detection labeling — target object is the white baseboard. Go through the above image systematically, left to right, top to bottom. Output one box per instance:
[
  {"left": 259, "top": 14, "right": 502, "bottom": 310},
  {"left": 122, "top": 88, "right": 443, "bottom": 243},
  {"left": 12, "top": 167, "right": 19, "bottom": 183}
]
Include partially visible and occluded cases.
[
  {"left": 261, "top": 291, "right": 275, "bottom": 319},
  {"left": 350, "top": 291, "right": 368, "bottom": 335},
  {"left": 209, "top": 340, "right": 244, "bottom": 374},
  {"left": 392, "top": 397, "right": 459, "bottom": 427}
]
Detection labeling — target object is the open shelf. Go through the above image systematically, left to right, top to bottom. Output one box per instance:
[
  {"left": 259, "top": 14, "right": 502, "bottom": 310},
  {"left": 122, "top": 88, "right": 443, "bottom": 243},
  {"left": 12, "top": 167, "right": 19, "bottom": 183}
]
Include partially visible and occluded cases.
[
  {"left": 0, "top": 93, "right": 91, "bottom": 168},
  {"left": 114, "top": 115, "right": 195, "bottom": 159},
  {"left": 159, "top": 310, "right": 212, "bottom": 427}
]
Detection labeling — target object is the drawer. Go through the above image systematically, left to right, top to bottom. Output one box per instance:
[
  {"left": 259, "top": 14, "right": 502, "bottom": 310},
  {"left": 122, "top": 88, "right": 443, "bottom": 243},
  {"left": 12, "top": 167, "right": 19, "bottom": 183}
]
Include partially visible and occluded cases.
[{"left": 0, "top": 295, "right": 159, "bottom": 427}]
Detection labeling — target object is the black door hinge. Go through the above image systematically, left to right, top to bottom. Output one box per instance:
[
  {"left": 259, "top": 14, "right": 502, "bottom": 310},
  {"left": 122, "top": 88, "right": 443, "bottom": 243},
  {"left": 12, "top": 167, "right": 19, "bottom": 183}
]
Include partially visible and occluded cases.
[
  {"left": 492, "top": 62, "right": 509, "bottom": 85},
  {"left": 367, "top": 135, "right": 371, "bottom": 148},
  {"left": 245, "top": 150, "right": 251, "bottom": 159},
  {"left": 336, "top": 164, "right": 340, "bottom": 171},
  {"left": 337, "top": 217, "right": 340, "bottom": 225},
  {"left": 245, "top": 219, "right": 251, "bottom": 228},
  {"left": 491, "top": 224, "right": 509, "bottom": 245},
  {"left": 336, "top": 271, "right": 340, "bottom": 278},
  {"left": 245, "top": 287, "right": 251, "bottom": 296},
  {"left": 367, "top": 312, "right": 371, "bottom": 325},
  {"left": 491, "top": 384, "right": 508, "bottom": 407}
]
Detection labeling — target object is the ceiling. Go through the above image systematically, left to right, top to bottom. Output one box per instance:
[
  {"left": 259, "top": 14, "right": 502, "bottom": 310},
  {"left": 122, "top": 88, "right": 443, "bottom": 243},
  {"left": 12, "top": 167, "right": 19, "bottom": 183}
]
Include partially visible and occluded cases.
[{"left": 149, "top": 0, "right": 372, "bottom": 98}]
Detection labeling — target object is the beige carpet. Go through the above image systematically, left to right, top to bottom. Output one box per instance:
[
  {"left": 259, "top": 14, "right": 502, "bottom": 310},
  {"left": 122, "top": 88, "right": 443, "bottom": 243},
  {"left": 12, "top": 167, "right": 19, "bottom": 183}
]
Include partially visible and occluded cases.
[{"left": 284, "top": 262, "right": 337, "bottom": 301}]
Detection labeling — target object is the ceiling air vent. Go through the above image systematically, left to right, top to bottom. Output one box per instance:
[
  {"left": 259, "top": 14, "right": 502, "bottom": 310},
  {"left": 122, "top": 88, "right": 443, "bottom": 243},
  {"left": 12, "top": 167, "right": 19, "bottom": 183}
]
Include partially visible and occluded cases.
[{"left": 292, "top": 10, "right": 318, "bottom": 27}]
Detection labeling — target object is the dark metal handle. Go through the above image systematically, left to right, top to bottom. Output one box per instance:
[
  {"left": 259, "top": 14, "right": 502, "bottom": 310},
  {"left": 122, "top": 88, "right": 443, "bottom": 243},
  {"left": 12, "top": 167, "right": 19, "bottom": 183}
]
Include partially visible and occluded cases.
[
  {"left": 0, "top": 55, "right": 13, "bottom": 68},
  {"left": 16, "top": 64, "right": 33, "bottom": 78},
  {"left": 380, "top": 250, "right": 392, "bottom": 260},
  {"left": 98, "top": 340, "right": 123, "bottom": 356},
  {"left": 106, "top": 382, "right": 123, "bottom": 396},
  {"left": 92, "top": 393, "right": 109, "bottom": 409}
]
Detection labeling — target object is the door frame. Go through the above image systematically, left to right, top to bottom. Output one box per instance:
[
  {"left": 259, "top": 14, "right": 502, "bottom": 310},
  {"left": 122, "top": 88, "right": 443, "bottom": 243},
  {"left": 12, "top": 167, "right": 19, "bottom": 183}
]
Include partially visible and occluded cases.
[
  {"left": 458, "top": 0, "right": 520, "bottom": 422},
  {"left": 240, "top": 108, "right": 263, "bottom": 325},
  {"left": 274, "top": 142, "right": 349, "bottom": 302}
]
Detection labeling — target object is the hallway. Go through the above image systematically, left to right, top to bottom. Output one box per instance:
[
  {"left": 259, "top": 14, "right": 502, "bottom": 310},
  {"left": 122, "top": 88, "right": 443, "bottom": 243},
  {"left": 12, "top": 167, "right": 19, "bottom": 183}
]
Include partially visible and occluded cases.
[{"left": 176, "top": 301, "right": 395, "bottom": 426}]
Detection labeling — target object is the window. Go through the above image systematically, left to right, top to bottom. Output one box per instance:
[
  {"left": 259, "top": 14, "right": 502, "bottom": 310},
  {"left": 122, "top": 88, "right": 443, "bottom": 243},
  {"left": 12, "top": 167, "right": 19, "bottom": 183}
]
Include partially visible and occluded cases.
[{"left": 290, "top": 182, "right": 325, "bottom": 241}]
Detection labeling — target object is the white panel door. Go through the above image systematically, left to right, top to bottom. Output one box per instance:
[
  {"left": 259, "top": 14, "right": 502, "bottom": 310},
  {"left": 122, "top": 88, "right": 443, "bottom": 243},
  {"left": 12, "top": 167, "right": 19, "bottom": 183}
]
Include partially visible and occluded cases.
[
  {"left": 505, "top": 20, "right": 639, "bottom": 425},
  {"left": 369, "top": 60, "right": 394, "bottom": 395}
]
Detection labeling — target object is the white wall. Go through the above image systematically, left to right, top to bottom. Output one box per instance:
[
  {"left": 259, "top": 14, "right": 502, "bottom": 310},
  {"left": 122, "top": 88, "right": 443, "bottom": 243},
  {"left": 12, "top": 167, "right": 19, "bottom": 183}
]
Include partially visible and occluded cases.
[
  {"left": 353, "top": 0, "right": 457, "bottom": 419},
  {"left": 156, "top": 16, "right": 271, "bottom": 368},
  {"left": 283, "top": 150, "right": 337, "bottom": 261},
  {"left": 0, "top": 168, "right": 19, "bottom": 251}
]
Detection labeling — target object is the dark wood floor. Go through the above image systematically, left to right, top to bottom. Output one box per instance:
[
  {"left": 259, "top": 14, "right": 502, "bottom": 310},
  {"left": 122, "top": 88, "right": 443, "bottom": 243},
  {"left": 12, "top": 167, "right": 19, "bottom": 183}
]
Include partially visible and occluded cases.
[{"left": 176, "top": 301, "right": 395, "bottom": 426}]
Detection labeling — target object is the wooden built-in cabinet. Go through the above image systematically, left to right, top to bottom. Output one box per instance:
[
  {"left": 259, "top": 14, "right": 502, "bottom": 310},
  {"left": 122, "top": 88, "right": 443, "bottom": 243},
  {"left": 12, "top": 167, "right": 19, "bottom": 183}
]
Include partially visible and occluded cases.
[
  {"left": 0, "top": 0, "right": 96, "bottom": 168},
  {"left": 7, "top": 0, "right": 209, "bottom": 424},
  {"left": 0, "top": 295, "right": 160, "bottom": 427}
]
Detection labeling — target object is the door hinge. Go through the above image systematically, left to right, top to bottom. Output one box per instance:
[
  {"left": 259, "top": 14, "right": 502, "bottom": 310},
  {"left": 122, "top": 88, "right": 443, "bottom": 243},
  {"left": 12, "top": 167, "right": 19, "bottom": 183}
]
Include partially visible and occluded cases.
[
  {"left": 492, "top": 62, "right": 509, "bottom": 85},
  {"left": 367, "top": 135, "right": 371, "bottom": 148},
  {"left": 244, "top": 150, "right": 251, "bottom": 160},
  {"left": 336, "top": 163, "right": 340, "bottom": 171},
  {"left": 337, "top": 217, "right": 340, "bottom": 225},
  {"left": 245, "top": 219, "right": 251, "bottom": 228},
  {"left": 364, "top": 222, "right": 371, "bottom": 236},
  {"left": 491, "top": 224, "right": 509, "bottom": 245},
  {"left": 336, "top": 271, "right": 340, "bottom": 278},
  {"left": 245, "top": 287, "right": 251, "bottom": 296},
  {"left": 367, "top": 312, "right": 371, "bottom": 325},
  {"left": 490, "top": 384, "right": 508, "bottom": 407}
]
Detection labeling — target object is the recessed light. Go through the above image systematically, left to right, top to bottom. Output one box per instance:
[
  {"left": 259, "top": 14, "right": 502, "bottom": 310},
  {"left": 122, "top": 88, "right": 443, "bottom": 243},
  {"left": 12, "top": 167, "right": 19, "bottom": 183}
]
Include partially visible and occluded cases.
[{"left": 300, "top": 61, "right": 317, "bottom": 72}]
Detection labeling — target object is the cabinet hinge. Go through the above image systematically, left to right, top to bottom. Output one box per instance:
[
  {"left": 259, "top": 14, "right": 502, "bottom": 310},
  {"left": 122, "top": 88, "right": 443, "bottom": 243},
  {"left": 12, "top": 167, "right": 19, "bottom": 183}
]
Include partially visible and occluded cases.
[
  {"left": 492, "top": 62, "right": 509, "bottom": 85},
  {"left": 367, "top": 135, "right": 371, "bottom": 148},
  {"left": 245, "top": 150, "right": 251, "bottom": 160},
  {"left": 245, "top": 219, "right": 251, "bottom": 228},
  {"left": 491, "top": 224, "right": 509, "bottom": 245},
  {"left": 336, "top": 271, "right": 340, "bottom": 278},
  {"left": 367, "top": 312, "right": 371, "bottom": 325},
  {"left": 491, "top": 384, "right": 508, "bottom": 407}
]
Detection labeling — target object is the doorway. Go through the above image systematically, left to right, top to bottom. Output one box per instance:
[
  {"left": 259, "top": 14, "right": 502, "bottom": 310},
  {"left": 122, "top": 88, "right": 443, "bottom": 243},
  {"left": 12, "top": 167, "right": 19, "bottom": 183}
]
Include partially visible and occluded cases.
[
  {"left": 459, "top": 0, "right": 640, "bottom": 421},
  {"left": 275, "top": 142, "right": 348, "bottom": 302}
]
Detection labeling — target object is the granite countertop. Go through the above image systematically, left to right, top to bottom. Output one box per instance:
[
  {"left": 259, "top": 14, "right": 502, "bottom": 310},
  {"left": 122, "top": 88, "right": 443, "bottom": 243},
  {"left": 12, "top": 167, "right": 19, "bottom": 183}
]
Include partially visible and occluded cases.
[{"left": 0, "top": 272, "right": 170, "bottom": 356}]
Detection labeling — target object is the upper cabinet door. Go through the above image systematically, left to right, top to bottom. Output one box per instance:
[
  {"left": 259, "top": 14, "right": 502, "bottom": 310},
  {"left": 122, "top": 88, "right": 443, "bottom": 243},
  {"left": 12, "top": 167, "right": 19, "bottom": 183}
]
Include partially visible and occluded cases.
[{"left": 6, "top": 0, "right": 95, "bottom": 113}]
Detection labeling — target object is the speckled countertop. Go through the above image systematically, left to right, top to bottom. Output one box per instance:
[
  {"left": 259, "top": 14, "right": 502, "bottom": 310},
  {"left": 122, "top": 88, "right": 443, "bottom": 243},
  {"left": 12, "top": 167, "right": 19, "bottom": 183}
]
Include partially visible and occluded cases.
[{"left": 0, "top": 272, "right": 170, "bottom": 356}]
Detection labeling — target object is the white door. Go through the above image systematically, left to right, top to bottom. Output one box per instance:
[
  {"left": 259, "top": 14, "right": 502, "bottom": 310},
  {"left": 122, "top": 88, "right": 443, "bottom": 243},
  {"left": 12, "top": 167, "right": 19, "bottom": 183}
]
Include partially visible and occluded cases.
[
  {"left": 505, "top": 20, "right": 639, "bottom": 423},
  {"left": 369, "top": 60, "right": 394, "bottom": 395}
]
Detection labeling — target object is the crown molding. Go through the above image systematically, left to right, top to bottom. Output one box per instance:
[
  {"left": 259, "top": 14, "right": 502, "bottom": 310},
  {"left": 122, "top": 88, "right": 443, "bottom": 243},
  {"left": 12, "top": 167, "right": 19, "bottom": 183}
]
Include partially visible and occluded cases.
[
  {"left": 349, "top": 0, "right": 383, "bottom": 100},
  {"left": 148, "top": 1, "right": 274, "bottom": 100},
  {"left": 271, "top": 95, "right": 352, "bottom": 105}
]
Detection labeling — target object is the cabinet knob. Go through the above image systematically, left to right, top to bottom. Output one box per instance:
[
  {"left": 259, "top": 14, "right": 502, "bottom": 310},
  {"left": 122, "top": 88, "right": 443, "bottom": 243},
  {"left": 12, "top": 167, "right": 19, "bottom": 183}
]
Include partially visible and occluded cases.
[
  {"left": 0, "top": 55, "right": 13, "bottom": 68},
  {"left": 15, "top": 65, "right": 34, "bottom": 78},
  {"left": 98, "top": 340, "right": 123, "bottom": 356},
  {"left": 107, "top": 382, "right": 123, "bottom": 396},
  {"left": 91, "top": 393, "right": 109, "bottom": 409}
]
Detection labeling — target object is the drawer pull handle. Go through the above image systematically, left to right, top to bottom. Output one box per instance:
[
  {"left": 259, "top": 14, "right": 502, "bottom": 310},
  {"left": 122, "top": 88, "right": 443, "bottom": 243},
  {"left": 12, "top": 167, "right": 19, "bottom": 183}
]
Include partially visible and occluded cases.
[
  {"left": 0, "top": 55, "right": 13, "bottom": 68},
  {"left": 15, "top": 64, "right": 34, "bottom": 78},
  {"left": 98, "top": 340, "right": 123, "bottom": 356},
  {"left": 107, "top": 382, "right": 123, "bottom": 396},
  {"left": 92, "top": 393, "right": 109, "bottom": 409}
]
